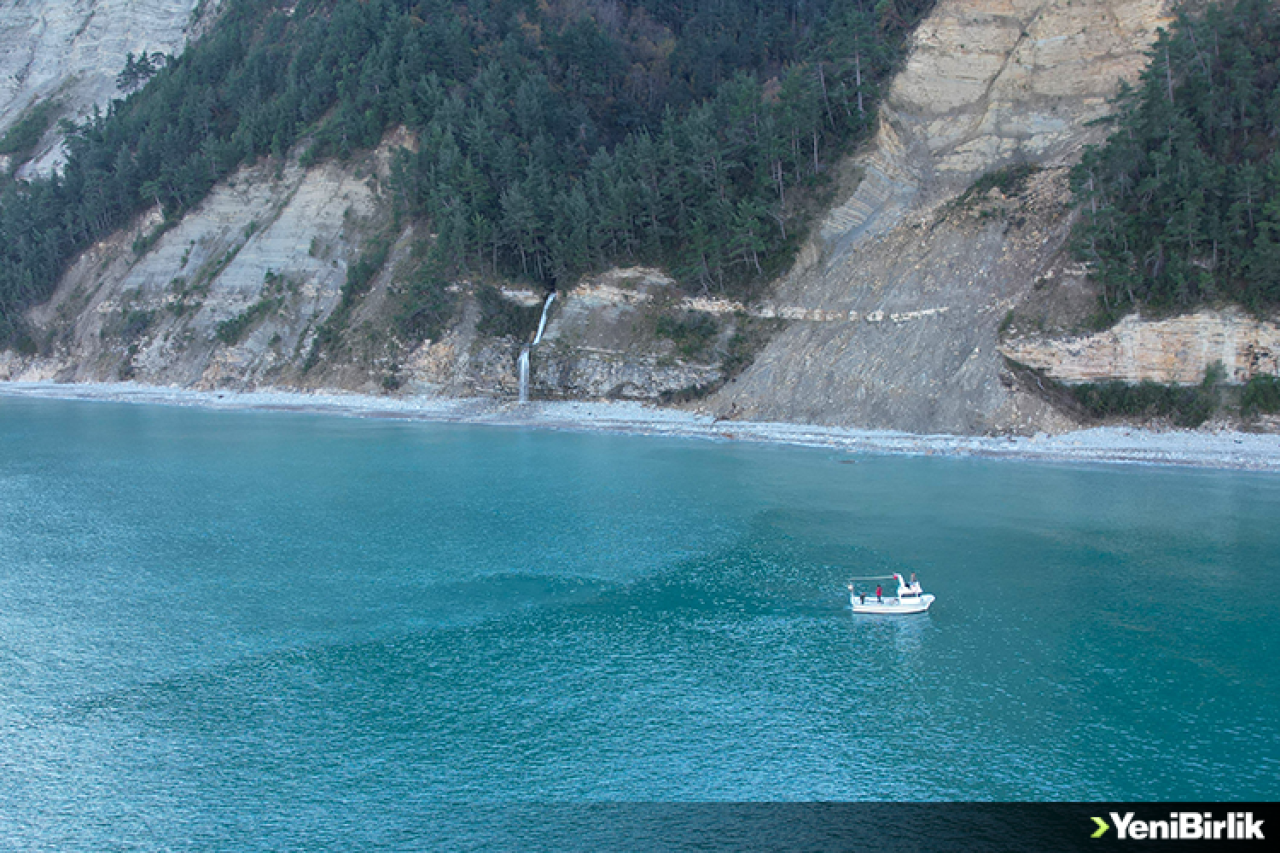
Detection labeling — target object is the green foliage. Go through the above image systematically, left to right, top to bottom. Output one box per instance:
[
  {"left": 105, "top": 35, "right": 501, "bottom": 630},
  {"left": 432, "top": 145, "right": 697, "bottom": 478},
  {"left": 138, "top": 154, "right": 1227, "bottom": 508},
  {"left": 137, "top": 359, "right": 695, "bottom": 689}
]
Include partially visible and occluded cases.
[
  {"left": 0, "top": 0, "right": 936, "bottom": 348},
  {"left": 395, "top": 0, "right": 937, "bottom": 298},
  {"left": 1071, "top": 0, "right": 1280, "bottom": 315},
  {"left": 116, "top": 52, "right": 168, "bottom": 93},
  {"left": 0, "top": 98, "right": 62, "bottom": 160},
  {"left": 951, "top": 163, "right": 1042, "bottom": 210},
  {"left": 132, "top": 218, "right": 176, "bottom": 256},
  {"left": 342, "top": 238, "right": 391, "bottom": 308},
  {"left": 392, "top": 265, "right": 456, "bottom": 346},
  {"left": 167, "top": 275, "right": 207, "bottom": 317},
  {"left": 475, "top": 284, "right": 540, "bottom": 340},
  {"left": 215, "top": 297, "right": 279, "bottom": 344},
  {"left": 119, "top": 308, "right": 156, "bottom": 341},
  {"left": 997, "top": 309, "right": 1015, "bottom": 335},
  {"left": 655, "top": 311, "right": 719, "bottom": 360},
  {"left": 304, "top": 315, "right": 343, "bottom": 371},
  {"left": 722, "top": 315, "right": 785, "bottom": 379},
  {"left": 5, "top": 323, "right": 37, "bottom": 355},
  {"left": 1009, "top": 356, "right": 1235, "bottom": 427},
  {"left": 1202, "top": 359, "right": 1227, "bottom": 388},
  {"left": 1241, "top": 374, "right": 1280, "bottom": 416},
  {"left": 1069, "top": 378, "right": 1219, "bottom": 428}
]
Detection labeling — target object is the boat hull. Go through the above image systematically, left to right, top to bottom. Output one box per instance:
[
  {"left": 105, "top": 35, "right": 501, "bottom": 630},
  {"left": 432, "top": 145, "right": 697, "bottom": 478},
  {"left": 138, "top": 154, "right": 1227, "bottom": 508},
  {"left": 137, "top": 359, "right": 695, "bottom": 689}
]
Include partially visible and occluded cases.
[{"left": 850, "top": 594, "right": 935, "bottom": 615}]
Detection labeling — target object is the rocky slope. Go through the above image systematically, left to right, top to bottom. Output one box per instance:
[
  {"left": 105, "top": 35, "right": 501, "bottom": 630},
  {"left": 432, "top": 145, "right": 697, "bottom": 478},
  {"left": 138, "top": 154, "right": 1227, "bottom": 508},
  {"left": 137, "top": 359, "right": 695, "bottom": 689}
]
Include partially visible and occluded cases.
[
  {"left": 0, "top": 0, "right": 218, "bottom": 177},
  {"left": 6, "top": 0, "right": 1277, "bottom": 435},
  {"left": 704, "top": 0, "right": 1177, "bottom": 434},
  {"left": 0, "top": 3, "right": 742, "bottom": 402},
  {"left": 0, "top": 124, "right": 737, "bottom": 401},
  {"left": 7, "top": 137, "right": 392, "bottom": 388},
  {"left": 396, "top": 268, "right": 732, "bottom": 402},
  {"left": 1003, "top": 310, "right": 1280, "bottom": 385}
]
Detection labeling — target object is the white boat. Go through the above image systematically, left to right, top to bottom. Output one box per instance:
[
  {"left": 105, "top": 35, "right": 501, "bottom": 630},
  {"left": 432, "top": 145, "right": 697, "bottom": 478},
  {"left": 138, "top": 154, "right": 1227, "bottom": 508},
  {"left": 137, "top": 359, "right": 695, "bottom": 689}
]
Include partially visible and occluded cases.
[{"left": 848, "top": 573, "right": 935, "bottom": 614}]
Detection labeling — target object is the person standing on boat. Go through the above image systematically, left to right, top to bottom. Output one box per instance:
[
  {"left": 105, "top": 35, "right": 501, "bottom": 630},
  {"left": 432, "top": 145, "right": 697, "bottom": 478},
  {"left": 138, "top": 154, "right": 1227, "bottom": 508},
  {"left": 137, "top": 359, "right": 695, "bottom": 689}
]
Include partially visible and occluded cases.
[{"left": 875, "top": 584, "right": 883, "bottom": 602}]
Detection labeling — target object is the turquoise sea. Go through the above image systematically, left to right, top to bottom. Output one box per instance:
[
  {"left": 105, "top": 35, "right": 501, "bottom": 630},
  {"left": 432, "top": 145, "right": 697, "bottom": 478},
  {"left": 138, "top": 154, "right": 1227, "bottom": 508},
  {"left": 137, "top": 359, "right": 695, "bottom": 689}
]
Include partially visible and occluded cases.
[{"left": 1, "top": 397, "right": 1277, "bottom": 849}]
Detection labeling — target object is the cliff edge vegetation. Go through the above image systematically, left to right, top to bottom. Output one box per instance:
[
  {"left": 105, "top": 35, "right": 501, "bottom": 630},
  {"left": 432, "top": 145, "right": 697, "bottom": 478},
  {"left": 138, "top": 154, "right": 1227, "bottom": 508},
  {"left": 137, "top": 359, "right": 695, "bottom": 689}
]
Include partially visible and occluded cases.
[
  {"left": 0, "top": 0, "right": 936, "bottom": 350},
  {"left": 1071, "top": 0, "right": 1280, "bottom": 319}
]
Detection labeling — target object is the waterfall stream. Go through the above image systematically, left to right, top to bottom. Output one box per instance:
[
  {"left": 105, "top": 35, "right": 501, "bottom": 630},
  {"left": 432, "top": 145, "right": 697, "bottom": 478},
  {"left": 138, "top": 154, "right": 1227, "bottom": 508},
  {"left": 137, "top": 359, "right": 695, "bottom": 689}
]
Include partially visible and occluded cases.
[{"left": 518, "top": 292, "right": 556, "bottom": 403}]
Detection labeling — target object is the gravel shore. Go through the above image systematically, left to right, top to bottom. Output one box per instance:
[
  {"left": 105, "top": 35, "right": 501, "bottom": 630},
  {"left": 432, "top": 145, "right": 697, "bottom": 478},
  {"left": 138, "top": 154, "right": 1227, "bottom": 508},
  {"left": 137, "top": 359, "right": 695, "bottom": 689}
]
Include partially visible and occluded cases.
[{"left": 4, "top": 380, "right": 1279, "bottom": 471}]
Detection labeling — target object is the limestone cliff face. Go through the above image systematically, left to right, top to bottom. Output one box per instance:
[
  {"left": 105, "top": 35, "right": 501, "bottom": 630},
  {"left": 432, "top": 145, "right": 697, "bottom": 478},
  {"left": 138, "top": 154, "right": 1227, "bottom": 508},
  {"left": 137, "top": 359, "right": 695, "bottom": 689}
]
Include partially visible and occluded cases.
[
  {"left": 0, "top": 0, "right": 217, "bottom": 176},
  {"left": 12, "top": 0, "right": 1269, "bottom": 432},
  {"left": 707, "top": 0, "right": 1172, "bottom": 434},
  {"left": 816, "top": 0, "right": 1168, "bottom": 254},
  {"left": 887, "top": 0, "right": 1166, "bottom": 187},
  {"left": 0, "top": 128, "right": 726, "bottom": 402},
  {"left": 3, "top": 138, "right": 394, "bottom": 389},
  {"left": 396, "top": 268, "right": 727, "bottom": 402},
  {"left": 534, "top": 269, "right": 724, "bottom": 400},
  {"left": 1003, "top": 312, "right": 1280, "bottom": 386}
]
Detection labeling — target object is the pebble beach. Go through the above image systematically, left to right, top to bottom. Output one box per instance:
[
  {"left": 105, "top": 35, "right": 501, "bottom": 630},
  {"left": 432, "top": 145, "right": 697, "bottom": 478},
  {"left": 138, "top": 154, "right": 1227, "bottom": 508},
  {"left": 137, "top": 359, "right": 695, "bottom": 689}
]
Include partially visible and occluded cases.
[{"left": 4, "top": 380, "right": 1279, "bottom": 472}]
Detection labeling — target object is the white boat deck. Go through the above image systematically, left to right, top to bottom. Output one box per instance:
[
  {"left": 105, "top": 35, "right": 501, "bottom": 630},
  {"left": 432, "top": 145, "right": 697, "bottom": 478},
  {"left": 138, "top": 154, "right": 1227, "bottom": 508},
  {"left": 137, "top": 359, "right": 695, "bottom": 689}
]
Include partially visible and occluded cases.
[{"left": 848, "top": 573, "right": 935, "bottom": 614}]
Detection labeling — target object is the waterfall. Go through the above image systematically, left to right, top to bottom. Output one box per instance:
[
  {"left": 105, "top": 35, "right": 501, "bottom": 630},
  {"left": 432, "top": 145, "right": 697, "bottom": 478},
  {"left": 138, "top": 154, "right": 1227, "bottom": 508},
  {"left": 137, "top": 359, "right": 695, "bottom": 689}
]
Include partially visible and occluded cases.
[
  {"left": 533, "top": 291, "right": 556, "bottom": 345},
  {"left": 518, "top": 292, "right": 556, "bottom": 403},
  {"left": 517, "top": 347, "right": 531, "bottom": 402}
]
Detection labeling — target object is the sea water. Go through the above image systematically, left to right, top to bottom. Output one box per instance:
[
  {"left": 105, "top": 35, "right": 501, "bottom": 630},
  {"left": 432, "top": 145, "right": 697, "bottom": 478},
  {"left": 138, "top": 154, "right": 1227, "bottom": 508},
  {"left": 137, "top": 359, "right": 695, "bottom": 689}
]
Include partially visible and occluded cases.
[{"left": 0, "top": 397, "right": 1277, "bottom": 848}]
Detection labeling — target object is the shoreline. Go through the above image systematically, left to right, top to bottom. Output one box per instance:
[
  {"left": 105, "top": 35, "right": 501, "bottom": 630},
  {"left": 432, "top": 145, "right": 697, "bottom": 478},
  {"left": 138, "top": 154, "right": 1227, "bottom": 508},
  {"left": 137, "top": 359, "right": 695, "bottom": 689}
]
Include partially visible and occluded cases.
[{"left": 3, "top": 380, "right": 1279, "bottom": 472}]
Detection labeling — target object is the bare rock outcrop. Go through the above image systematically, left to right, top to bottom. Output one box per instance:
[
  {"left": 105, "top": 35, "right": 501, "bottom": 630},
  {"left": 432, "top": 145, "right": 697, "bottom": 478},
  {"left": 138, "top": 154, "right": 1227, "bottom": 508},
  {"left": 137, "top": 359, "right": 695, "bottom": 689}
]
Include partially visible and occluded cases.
[
  {"left": 0, "top": 0, "right": 218, "bottom": 176},
  {"left": 708, "top": 0, "right": 1171, "bottom": 434},
  {"left": 892, "top": 0, "right": 1166, "bottom": 186},
  {"left": 1, "top": 130, "right": 729, "bottom": 401},
  {"left": 5, "top": 139, "right": 392, "bottom": 389},
  {"left": 399, "top": 268, "right": 726, "bottom": 402},
  {"left": 534, "top": 268, "right": 724, "bottom": 400},
  {"left": 1003, "top": 311, "right": 1280, "bottom": 386}
]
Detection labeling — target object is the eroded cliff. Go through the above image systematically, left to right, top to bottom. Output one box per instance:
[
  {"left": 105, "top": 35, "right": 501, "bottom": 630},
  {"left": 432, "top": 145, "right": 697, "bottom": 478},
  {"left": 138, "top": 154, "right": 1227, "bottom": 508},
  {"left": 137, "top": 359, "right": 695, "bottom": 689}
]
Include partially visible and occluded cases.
[
  {"left": 0, "top": 0, "right": 218, "bottom": 176},
  {"left": 8, "top": 0, "right": 1276, "bottom": 435},
  {"left": 705, "top": 0, "right": 1176, "bottom": 434},
  {"left": 0, "top": 127, "right": 737, "bottom": 401},
  {"left": 7, "top": 140, "right": 390, "bottom": 388},
  {"left": 1003, "top": 311, "right": 1280, "bottom": 386}
]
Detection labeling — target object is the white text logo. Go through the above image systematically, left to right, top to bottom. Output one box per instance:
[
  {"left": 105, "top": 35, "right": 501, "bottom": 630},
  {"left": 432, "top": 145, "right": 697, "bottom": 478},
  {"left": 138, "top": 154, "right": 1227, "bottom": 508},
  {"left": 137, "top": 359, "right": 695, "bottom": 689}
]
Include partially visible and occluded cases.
[{"left": 1106, "top": 811, "right": 1265, "bottom": 841}]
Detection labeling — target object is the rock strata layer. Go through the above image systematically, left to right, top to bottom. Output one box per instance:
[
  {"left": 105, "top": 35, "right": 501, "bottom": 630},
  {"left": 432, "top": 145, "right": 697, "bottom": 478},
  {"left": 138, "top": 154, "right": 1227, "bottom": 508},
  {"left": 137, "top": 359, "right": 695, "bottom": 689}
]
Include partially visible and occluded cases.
[
  {"left": 0, "top": 0, "right": 215, "bottom": 176},
  {"left": 10, "top": 0, "right": 1272, "bottom": 435},
  {"left": 707, "top": 0, "right": 1173, "bottom": 434},
  {"left": 6, "top": 140, "right": 389, "bottom": 388},
  {"left": 1002, "top": 311, "right": 1280, "bottom": 386}
]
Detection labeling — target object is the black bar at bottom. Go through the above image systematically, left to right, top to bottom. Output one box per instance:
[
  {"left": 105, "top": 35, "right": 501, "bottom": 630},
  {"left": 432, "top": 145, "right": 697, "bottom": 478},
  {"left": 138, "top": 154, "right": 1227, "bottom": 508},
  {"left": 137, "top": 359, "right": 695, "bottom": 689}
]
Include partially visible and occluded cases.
[{"left": 431, "top": 802, "right": 1279, "bottom": 852}]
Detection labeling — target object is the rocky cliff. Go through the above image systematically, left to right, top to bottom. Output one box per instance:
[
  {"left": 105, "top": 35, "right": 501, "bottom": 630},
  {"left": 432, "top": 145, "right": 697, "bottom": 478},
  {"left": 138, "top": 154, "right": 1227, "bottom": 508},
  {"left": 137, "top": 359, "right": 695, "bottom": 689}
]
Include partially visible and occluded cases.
[
  {"left": 0, "top": 0, "right": 218, "bottom": 176},
  {"left": 8, "top": 0, "right": 1276, "bottom": 435},
  {"left": 704, "top": 0, "right": 1177, "bottom": 434},
  {"left": 0, "top": 1, "right": 747, "bottom": 401},
  {"left": 0, "top": 122, "right": 737, "bottom": 401},
  {"left": 5, "top": 137, "right": 393, "bottom": 388},
  {"left": 1003, "top": 311, "right": 1280, "bottom": 386}
]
